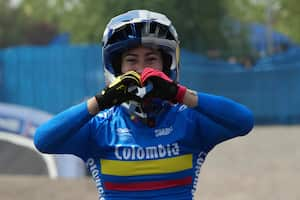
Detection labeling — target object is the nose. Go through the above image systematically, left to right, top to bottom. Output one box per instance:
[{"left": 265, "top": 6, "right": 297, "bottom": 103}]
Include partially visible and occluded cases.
[
  {"left": 133, "top": 64, "right": 145, "bottom": 75},
  {"left": 135, "top": 67, "right": 144, "bottom": 74}
]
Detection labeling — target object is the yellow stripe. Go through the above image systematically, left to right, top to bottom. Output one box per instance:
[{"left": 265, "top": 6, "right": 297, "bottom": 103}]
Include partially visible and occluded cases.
[{"left": 101, "top": 154, "right": 192, "bottom": 176}]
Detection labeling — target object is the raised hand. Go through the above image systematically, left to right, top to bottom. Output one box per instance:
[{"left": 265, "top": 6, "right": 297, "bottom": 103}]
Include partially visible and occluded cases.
[
  {"left": 140, "top": 67, "right": 187, "bottom": 103},
  {"left": 95, "top": 71, "right": 142, "bottom": 110}
]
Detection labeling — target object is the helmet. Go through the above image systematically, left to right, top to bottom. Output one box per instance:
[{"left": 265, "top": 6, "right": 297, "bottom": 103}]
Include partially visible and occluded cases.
[{"left": 102, "top": 10, "right": 180, "bottom": 85}]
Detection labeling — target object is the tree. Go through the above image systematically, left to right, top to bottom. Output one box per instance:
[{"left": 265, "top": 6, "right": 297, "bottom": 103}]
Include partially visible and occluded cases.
[
  {"left": 0, "top": 0, "right": 58, "bottom": 48},
  {"left": 0, "top": 0, "right": 26, "bottom": 47},
  {"left": 16, "top": 0, "right": 230, "bottom": 56},
  {"left": 223, "top": 0, "right": 300, "bottom": 43},
  {"left": 275, "top": 0, "right": 300, "bottom": 42},
  {"left": 24, "top": 22, "right": 58, "bottom": 45}
]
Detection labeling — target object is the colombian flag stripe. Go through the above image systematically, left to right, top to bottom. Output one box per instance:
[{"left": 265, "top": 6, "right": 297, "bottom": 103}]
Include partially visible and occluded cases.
[
  {"left": 101, "top": 154, "right": 192, "bottom": 176},
  {"left": 104, "top": 176, "right": 192, "bottom": 191}
]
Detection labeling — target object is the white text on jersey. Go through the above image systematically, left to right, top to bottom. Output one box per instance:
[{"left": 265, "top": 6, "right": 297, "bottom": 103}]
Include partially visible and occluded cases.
[{"left": 115, "top": 143, "right": 180, "bottom": 160}]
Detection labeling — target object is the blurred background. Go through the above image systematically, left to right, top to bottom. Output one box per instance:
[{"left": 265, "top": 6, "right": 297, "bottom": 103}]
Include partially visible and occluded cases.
[{"left": 0, "top": 0, "right": 299, "bottom": 200}]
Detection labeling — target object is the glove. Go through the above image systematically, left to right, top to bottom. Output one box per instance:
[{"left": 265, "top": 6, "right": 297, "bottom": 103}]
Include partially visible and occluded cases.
[
  {"left": 141, "top": 67, "right": 187, "bottom": 103},
  {"left": 95, "top": 71, "right": 141, "bottom": 110}
]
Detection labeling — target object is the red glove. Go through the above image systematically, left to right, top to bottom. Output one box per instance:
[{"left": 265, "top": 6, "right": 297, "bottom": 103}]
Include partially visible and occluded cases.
[{"left": 141, "top": 67, "right": 187, "bottom": 103}]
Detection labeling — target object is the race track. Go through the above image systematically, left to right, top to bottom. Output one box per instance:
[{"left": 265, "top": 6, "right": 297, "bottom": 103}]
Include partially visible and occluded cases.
[{"left": 1, "top": 126, "right": 299, "bottom": 200}]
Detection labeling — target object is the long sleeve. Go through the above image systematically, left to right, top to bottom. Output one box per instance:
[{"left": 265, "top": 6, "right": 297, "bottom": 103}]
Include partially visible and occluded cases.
[
  {"left": 191, "top": 92, "right": 254, "bottom": 149},
  {"left": 34, "top": 102, "right": 94, "bottom": 157}
]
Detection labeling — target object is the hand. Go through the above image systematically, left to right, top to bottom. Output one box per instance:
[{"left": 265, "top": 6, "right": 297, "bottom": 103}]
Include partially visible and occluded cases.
[
  {"left": 141, "top": 67, "right": 187, "bottom": 103},
  {"left": 95, "top": 71, "right": 141, "bottom": 110}
]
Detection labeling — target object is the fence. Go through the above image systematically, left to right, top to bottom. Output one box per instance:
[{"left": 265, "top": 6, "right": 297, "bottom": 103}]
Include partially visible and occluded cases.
[
  {"left": 1, "top": 44, "right": 300, "bottom": 124},
  {"left": 1, "top": 45, "right": 103, "bottom": 113}
]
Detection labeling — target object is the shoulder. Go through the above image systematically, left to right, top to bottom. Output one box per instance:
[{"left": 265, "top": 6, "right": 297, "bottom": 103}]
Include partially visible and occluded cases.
[
  {"left": 90, "top": 106, "right": 122, "bottom": 125},
  {"left": 96, "top": 107, "right": 116, "bottom": 119}
]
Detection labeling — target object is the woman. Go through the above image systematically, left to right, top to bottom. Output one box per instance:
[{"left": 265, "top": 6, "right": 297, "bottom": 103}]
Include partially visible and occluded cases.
[{"left": 34, "top": 10, "right": 254, "bottom": 200}]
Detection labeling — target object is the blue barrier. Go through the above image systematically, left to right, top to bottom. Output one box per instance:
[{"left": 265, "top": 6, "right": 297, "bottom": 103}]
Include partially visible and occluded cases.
[
  {"left": 1, "top": 45, "right": 300, "bottom": 124},
  {"left": 2, "top": 45, "right": 103, "bottom": 113},
  {"left": 0, "top": 51, "right": 4, "bottom": 101},
  {"left": 181, "top": 66, "right": 300, "bottom": 124}
]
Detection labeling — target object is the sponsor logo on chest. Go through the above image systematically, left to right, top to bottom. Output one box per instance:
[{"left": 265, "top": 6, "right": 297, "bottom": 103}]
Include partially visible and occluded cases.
[
  {"left": 154, "top": 126, "right": 173, "bottom": 137},
  {"left": 116, "top": 128, "right": 132, "bottom": 136}
]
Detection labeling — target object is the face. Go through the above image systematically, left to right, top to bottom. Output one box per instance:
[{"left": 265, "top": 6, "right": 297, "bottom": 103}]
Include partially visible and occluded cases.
[{"left": 121, "top": 46, "right": 163, "bottom": 74}]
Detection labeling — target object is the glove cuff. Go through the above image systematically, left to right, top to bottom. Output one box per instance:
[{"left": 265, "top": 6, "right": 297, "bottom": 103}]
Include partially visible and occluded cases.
[{"left": 175, "top": 85, "right": 187, "bottom": 103}]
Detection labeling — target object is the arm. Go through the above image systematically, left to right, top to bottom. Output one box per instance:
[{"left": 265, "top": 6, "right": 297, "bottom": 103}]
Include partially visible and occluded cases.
[
  {"left": 139, "top": 67, "right": 253, "bottom": 147},
  {"left": 34, "top": 71, "right": 141, "bottom": 156},
  {"left": 182, "top": 89, "right": 198, "bottom": 107},
  {"left": 190, "top": 92, "right": 254, "bottom": 148},
  {"left": 87, "top": 97, "right": 100, "bottom": 115},
  {"left": 34, "top": 101, "right": 94, "bottom": 157}
]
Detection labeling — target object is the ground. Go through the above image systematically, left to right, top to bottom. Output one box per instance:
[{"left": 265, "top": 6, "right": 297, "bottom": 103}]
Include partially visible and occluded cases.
[{"left": 1, "top": 126, "right": 299, "bottom": 200}]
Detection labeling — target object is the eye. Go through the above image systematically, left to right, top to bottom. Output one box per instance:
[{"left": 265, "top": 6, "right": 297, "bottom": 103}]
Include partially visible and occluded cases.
[
  {"left": 146, "top": 56, "right": 159, "bottom": 62},
  {"left": 125, "top": 57, "right": 137, "bottom": 63}
]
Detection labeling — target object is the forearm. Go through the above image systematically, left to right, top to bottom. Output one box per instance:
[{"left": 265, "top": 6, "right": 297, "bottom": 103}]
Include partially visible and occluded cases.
[
  {"left": 182, "top": 89, "right": 198, "bottom": 107},
  {"left": 87, "top": 97, "right": 101, "bottom": 115}
]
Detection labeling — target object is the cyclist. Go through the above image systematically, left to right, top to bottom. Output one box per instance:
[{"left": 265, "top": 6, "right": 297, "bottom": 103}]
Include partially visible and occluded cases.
[{"left": 34, "top": 10, "right": 254, "bottom": 200}]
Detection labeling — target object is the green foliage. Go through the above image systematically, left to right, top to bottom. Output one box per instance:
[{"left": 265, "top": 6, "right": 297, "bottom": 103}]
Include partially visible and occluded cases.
[
  {"left": 0, "top": 0, "right": 58, "bottom": 48},
  {"left": 0, "top": 0, "right": 26, "bottom": 47},
  {"left": 2, "top": 0, "right": 299, "bottom": 59},
  {"left": 13, "top": 0, "right": 230, "bottom": 56},
  {"left": 224, "top": 0, "right": 300, "bottom": 43},
  {"left": 275, "top": 0, "right": 300, "bottom": 42}
]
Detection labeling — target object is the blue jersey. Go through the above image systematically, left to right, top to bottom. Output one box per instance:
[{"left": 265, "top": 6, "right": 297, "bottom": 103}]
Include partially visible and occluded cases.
[{"left": 34, "top": 92, "right": 254, "bottom": 200}]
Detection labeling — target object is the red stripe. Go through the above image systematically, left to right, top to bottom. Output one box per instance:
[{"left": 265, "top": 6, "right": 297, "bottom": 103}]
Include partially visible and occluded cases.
[{"left": 104, "top": 176, "right": 192, "bottom": 191}]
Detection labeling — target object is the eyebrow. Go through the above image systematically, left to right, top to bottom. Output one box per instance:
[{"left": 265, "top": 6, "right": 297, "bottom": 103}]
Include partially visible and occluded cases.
[{"left": 124, "top": 52, "right": 159, "bottom": 57}]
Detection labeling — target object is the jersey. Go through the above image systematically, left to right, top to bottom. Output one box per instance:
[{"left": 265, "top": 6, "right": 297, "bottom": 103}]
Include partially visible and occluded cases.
[{"left": 34, "top": 92, "right": 254, "bottom": 200}]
